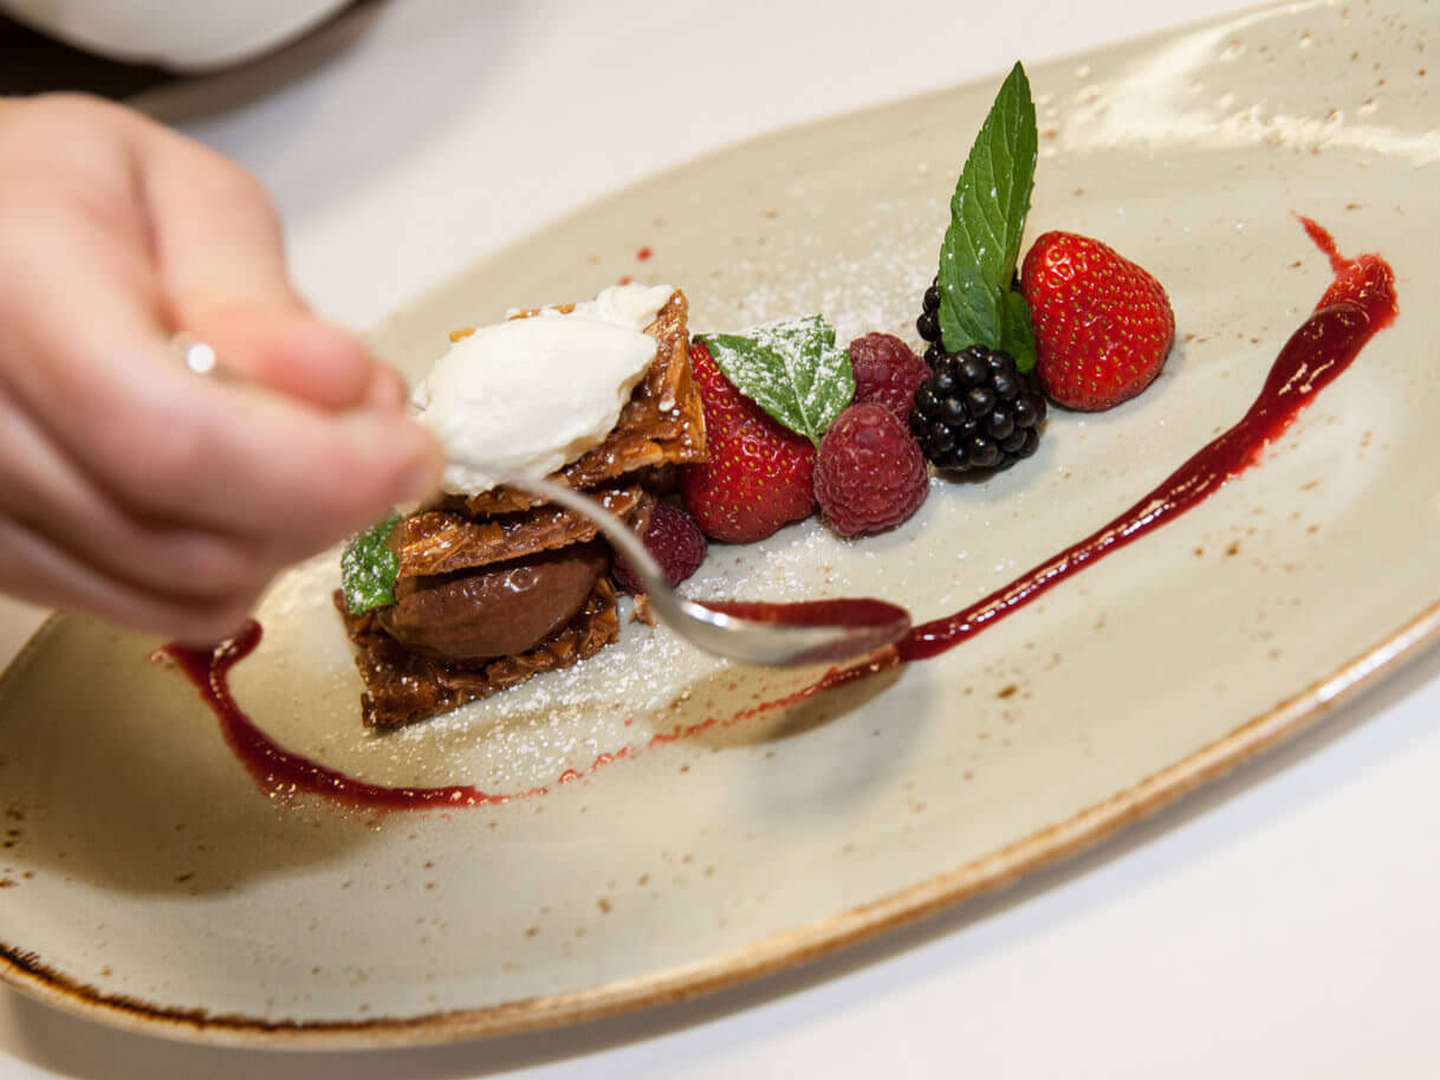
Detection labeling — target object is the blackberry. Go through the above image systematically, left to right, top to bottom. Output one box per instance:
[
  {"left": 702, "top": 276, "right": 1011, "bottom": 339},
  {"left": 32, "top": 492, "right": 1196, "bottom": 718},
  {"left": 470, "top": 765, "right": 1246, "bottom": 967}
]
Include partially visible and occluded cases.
[
  {"left": 918, "top": 276, "right": 1025, "bottom": 365},
  {"left": 916, "top": 278, "right": 943, "bottom": 356},
  {"left": 908, "top": 346, "right": 1047, "bottom": 472}
]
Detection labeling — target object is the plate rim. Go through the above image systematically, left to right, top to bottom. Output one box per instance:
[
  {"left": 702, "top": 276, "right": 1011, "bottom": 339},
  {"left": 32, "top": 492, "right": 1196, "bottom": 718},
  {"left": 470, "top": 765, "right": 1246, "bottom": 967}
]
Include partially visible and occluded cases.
[
  {"left": 4, "top": 0, "right": 1435, "bottom": 1043},
  {"left": 3, "top": 597, "right": 1438, "bottom": 1047}
]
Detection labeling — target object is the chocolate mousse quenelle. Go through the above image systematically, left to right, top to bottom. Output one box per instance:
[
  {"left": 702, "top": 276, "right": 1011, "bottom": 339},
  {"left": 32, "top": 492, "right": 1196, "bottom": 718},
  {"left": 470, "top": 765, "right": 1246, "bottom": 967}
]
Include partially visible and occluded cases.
[{"left": 335, "top": 284, "right": 708, "bottom": 729}]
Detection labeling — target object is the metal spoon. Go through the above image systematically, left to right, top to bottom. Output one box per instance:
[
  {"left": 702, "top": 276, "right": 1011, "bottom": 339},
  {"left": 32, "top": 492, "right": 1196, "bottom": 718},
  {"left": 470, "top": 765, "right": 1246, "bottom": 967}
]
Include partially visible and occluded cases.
[
  {"left": 168, "top": 335, "right": 909, "bottom": 666},
  {"left": 498, "top": 473, "right": 911, "bottom": 667}
]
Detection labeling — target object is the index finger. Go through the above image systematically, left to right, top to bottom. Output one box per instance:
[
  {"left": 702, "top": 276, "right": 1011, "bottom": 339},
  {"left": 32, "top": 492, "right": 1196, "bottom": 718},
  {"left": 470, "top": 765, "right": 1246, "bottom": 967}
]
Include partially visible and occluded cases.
[{"left": 2, "top": 218, "right": 442, "bottom": 555}]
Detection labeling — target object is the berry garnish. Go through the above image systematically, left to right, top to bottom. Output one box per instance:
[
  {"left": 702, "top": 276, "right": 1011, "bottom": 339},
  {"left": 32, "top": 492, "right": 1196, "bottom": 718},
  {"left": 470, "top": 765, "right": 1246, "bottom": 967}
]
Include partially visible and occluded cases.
[
  {"left": 1021, "top": 230, "right": 1175, "bottom": 411},
  {"left": 917, "top": 279, "right": 942, "bottom": 353},
  {"left": 848, "top": 332, "right": 930, "bottom": 421},
  {"left": 679, "top": 342, "right": 817, "bottom": 543},
  {"left": 909, "top": 345, "right": 1046, "bottom": 472},
  {"left": 814, "top": 403, "right": 929, "bottom": 539},
  {"left": 612, "top": 502, "right": 708, "bottom": 593}
]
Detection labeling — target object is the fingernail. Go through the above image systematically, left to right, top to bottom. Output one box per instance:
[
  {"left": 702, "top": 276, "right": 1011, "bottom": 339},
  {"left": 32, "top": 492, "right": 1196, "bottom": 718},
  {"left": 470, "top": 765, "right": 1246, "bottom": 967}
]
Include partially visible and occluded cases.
[
  {"left": 366, "top": 366, "right": 409, "bottom": 413},
  {"left": 340, "top": 411, "right": 443, "bottom": 503},
  {"left": 392, "top": 421, "right": 445, "bottom": 504},
  {"left": 397, "top": 461, "right": 440, "bottom": 504}
]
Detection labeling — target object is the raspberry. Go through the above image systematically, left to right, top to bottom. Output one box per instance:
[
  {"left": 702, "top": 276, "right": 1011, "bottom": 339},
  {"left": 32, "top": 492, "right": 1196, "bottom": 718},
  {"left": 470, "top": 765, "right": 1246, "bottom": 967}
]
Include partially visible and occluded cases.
[
  {"left": 848, "top": 333, "right": 930, "bottom": 421},
  {"left": 909, "top": 346, "right": 1046, "bottom": 472},
  {"left": 814, "top": 403, "right": 929, "bottom": 539},
  {"left": 612, "top": 502, "right": 708, "bottom": 593}
]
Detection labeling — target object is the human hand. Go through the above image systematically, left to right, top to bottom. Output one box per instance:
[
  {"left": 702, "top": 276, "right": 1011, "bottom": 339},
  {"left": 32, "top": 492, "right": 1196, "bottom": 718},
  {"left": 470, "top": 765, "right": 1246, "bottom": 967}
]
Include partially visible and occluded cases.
[{"left": 0, "top": 94, "right": 443, "bottom": 644}]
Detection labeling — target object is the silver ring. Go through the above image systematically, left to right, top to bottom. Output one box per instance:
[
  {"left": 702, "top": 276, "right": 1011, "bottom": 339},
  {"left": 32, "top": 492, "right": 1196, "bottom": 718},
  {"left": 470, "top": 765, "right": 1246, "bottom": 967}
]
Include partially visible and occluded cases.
[{"left": 171, "top": 332, "right": 219, "bottom": 376}]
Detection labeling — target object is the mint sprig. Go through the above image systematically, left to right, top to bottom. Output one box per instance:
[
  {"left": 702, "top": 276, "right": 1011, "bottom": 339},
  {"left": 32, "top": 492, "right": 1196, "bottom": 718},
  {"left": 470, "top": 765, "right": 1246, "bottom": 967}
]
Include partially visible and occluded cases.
[
  {"left": 937, "top": 60, "right": 1039, "bottom": 372},
  {"left": 998, "top": 287, "right": 1037, "bottom": 371},
  {"left": 696, "top": 314, "right": 854, "bottom": 446},
  {"left": 340, "top": 514, "right": 401, "bottom": 615}
]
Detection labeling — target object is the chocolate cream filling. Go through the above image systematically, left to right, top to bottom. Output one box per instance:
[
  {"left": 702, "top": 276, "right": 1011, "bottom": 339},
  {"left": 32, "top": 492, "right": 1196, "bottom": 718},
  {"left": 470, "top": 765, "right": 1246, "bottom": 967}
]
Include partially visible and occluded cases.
[{"left": 377, "top": 542, "right": 609, "bottom": 662}]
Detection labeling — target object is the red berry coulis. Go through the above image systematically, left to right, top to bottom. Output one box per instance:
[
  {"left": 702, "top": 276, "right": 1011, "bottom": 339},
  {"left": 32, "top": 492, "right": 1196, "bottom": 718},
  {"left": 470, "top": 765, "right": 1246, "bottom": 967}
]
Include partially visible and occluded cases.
[
  {"left": 163, "top": 219, "right": 1397, "bottom": 811},
  {"left": 900, "top": 219, "right": 1396, "bottom": 660},
  {"left": 161, "top": 625, "right": 519, "bottom": 809}
]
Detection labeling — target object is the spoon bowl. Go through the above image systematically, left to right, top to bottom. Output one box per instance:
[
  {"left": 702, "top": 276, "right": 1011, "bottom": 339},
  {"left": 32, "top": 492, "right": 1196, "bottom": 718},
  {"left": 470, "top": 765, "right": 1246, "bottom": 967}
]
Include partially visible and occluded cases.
[{"left": 500, "top": 474, "right": 911, "bottom": 668}]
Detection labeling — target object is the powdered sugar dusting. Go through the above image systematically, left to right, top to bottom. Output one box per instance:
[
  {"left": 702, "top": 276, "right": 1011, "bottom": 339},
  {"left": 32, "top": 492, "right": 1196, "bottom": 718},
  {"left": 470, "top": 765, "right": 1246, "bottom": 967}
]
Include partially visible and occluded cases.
[
  {"left": 252, "top": 137, "right": 990, "bottom": 795},
  {"left": 248, "top": 196, "right": 963, "bottom": 796},
  {"left": 710, "top": 219, "right": 940, "bottom": 345}
]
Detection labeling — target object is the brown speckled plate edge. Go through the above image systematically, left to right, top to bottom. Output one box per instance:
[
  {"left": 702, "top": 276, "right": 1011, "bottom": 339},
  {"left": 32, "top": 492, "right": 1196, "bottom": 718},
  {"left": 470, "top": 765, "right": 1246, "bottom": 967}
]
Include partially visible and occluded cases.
[
  {"left": 5, "top": 0, "right": 1439, "bottom": 1046},
  {"left": 2, "top": 599, "right": 1437, "bottom": 1049}
]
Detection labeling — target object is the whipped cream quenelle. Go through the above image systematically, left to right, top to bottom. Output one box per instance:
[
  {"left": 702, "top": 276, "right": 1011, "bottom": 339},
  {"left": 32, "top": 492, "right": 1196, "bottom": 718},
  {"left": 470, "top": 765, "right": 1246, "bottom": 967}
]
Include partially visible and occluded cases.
[{"left": 412, "top": 283, "right": 674, "bottom": 495}]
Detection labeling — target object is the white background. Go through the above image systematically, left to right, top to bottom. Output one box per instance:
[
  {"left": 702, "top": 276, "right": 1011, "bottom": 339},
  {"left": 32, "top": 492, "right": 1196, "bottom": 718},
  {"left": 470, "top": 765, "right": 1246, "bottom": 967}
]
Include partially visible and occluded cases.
[{"left": 4, "top": 1, "right": 1440, "bottom": 1076}]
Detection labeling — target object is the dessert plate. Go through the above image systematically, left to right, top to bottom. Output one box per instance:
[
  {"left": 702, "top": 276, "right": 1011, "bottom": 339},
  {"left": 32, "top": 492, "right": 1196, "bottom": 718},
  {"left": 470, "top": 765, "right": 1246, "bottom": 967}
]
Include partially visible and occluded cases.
[{"left": 2, "top": 0, "right": 1438, "bottom": 1047}]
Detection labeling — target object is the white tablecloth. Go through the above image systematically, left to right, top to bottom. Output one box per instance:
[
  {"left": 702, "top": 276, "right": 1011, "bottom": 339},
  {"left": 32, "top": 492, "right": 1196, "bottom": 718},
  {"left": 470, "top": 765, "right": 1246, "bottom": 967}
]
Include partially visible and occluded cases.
[{"left": 4, "top": 2, "right": 1439, "bottom": 1075}]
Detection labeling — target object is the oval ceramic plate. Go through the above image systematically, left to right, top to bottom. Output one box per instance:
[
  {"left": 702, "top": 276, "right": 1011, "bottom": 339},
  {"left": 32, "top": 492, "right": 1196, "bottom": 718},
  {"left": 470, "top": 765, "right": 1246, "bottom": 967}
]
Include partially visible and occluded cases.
[{"left": 2, "top": 0, "right": 1438, "bottom": 1047}]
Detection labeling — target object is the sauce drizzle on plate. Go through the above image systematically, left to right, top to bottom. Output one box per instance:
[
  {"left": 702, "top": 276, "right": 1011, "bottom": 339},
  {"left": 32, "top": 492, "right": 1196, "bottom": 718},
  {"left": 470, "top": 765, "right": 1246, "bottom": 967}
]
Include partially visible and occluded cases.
[{"left": 163, "top": 218, "right": 1398, "bottom": 810}]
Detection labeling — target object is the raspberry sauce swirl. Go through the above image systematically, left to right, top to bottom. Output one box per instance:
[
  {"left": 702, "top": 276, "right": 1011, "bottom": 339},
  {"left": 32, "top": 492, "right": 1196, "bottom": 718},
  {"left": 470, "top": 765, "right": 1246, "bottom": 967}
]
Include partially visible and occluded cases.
[
  {"left": 164, "top": 218, "right": 1398, "bottom": 810},
  {"left": 899, "top": 219, "right": 1396, "bottom": 660}
]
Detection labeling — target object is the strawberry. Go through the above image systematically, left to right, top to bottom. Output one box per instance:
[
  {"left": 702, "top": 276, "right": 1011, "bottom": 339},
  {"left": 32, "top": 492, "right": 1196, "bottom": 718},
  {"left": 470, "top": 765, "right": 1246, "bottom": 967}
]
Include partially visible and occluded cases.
[
  {"left": 1020, "top": 230, "right": 1175, "bottom": 411},
  {"left": 679, "top": 342, "right": 816, "bottom": 543}
]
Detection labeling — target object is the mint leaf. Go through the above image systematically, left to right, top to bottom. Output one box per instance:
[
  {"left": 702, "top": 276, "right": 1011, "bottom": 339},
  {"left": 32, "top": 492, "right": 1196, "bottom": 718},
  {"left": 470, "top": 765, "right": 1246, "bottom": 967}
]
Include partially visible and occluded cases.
[
  {"left": 937, "top": 61, "right": 1038, "bottom": 360},
  {"left": 998, "top": 288, "right": 1038, "bottom": 373},
  {"left": 697, "top": 314, "right": 854, "bottom": 446},
  {"left": 340, "top": 515, "right": 401, "bottom": 615}
]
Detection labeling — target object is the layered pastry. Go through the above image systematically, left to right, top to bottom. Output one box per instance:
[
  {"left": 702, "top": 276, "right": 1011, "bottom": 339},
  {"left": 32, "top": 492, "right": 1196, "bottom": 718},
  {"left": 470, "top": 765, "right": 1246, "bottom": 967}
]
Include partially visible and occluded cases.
[{"left": 337, "top": 284, "right": 707, "bottom": 729}]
